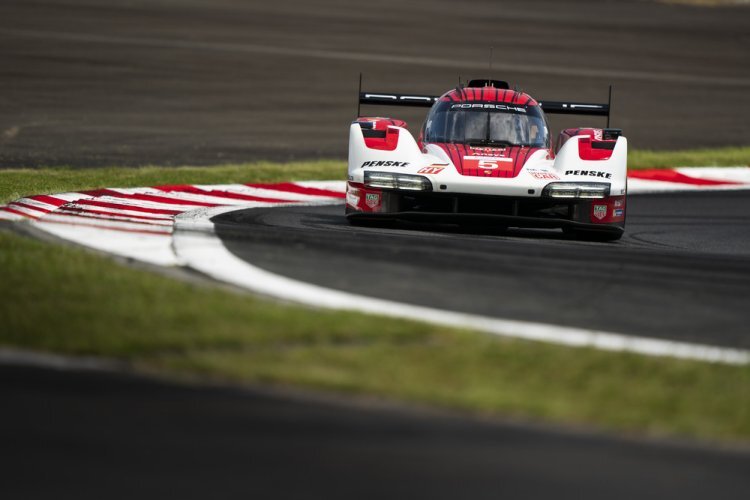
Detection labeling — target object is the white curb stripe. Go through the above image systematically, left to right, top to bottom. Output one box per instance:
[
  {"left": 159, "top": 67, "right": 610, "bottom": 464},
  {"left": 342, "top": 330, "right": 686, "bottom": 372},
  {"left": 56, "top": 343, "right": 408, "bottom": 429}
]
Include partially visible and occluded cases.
[
  {"left": 674, "top": 167, "right": 750, "bottom": 183},
  {"left": 3, "top": 174, "right": 750, "bottom": 364},
  {"left": 192, "top": 184, "right": 343, "bottom": 202},
  {"left": 11, "top": 198, "right": 59, "bottom": 211},
  {"left": 4, "top": 204, "right": 44, "bottom": 218},
  {"left": 61, "top": 204, "right": 176, "bottom": 220},
  {"left": 0, "top": 208, "right": 26, "bottom": 221},
  {"left": 54, "top": 209, "right": 175, "bottom": 226},
  {"left": 34, "top": 215, "right": 173, "bottom": 233}
]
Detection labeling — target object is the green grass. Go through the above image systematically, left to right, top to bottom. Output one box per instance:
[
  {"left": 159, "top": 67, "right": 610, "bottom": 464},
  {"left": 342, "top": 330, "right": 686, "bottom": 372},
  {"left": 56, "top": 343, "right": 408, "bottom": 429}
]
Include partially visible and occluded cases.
[
  {"left": 1, "top": 146, "right": 749, "bottom": 443},
  {"left": 1, "top": 146, "right": 748, "bottom": 204},
  {"left": 629, "top": 146, "right": 750, "bottom": 170},
  {"left": 0, "top": 160, "right": 345, "bottom": 205},
  {"left": 1, "top": 230, "right": 748, "bottom": 442}
]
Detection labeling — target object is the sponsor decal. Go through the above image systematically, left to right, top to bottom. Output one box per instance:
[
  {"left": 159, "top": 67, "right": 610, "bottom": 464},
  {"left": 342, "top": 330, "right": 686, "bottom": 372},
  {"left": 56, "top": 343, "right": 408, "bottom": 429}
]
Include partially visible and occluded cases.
[
  {"left": 450, "top": 103, "right": 527, "bottom": 113},
  {"left": 593, "top": 129, "right": 603, "bottom": 141},
  {"left": 470, "top": 147, "right": 506, "bottom": 157},
  {"left": 463, "top": 156, "right": 513, "bottom": 172},
  {"left": 361, "top": 160, "right": 409, "bottom": 168},
  {"left": 418, "top": 166, "right": 445, "bottom": 175},
  {"left": 527, "top": 168, "right": 560, "bottom": 180},
  {"left": 565, "top": 170, "right": 612, "bottom": 179},
  {"left": 346, "top": 192, "right": 360, "bottom": 208},
  {"left": 365, "top": 193, "right": 380, "bottom": 208},
  {"left": 614, "top": 199, "right": 624, "bottom": 207},
  {"left": 593, "top": 204, "right": 607, "bottom": 220},
  {"left": 614, "top": 208, "right": 624, "bottom": 217}
]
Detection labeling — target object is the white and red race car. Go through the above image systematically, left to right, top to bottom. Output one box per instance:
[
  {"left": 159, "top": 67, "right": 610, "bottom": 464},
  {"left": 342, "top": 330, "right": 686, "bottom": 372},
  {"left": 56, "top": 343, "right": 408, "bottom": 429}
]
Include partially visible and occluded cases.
[{"left": 346, "top": 79, "right": 627, "bottom": 240}]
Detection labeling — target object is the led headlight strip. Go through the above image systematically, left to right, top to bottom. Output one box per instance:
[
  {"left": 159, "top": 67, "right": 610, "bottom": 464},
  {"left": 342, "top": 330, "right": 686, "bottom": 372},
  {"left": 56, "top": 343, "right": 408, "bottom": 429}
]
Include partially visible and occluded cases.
[
  {"left": 364, "top": 171, "right": 432, "bottom": 191},
  {"left": 542, "top": 182, "right": 610, "bottom": 199}
]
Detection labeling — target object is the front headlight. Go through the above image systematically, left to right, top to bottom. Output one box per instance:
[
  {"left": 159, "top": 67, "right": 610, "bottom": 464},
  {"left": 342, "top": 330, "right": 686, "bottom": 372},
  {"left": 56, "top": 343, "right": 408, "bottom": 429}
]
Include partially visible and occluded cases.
[
  {"left": 364, "top": 171, "right": 432, "bottom": 191},
  {"left": 542, "top": 182, "right": 610, "bottom": 199}
]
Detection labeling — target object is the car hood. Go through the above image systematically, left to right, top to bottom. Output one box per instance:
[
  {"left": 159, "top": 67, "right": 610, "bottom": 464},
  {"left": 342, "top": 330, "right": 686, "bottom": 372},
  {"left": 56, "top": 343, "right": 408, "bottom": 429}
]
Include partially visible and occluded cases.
[{"left": 435, "top": 143, "right": 545, "bottom": 178}]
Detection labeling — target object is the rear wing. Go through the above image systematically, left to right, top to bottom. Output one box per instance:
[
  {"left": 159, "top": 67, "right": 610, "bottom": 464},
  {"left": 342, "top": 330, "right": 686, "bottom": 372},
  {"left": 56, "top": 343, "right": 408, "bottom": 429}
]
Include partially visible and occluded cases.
[
  {"left": 357, "top": 77, "right": 613, "bottom": 127},
  {"left": 359, "top": 92, "right": 438, "bottom": 108}
]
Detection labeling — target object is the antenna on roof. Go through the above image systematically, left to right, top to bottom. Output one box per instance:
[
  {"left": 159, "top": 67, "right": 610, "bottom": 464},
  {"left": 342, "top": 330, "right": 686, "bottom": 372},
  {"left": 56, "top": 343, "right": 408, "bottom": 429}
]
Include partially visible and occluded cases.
[
  {"left": 488, "top": 46, "right": 493, "bottom": 76},
  {"left": 357, "top": 72, "right": 362, "bottom": 118},
  {"left": 607, "top": 84, "right": 613, "bottom": 128}
]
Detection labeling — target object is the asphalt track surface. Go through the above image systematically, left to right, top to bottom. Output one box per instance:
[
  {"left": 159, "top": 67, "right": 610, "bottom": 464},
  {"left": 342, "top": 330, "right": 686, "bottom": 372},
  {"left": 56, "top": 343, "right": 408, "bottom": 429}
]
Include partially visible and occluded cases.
[
  {"left": 0, "top": 0, "right": 749, "bottom": 166},
  {"left": 215, "top": 190, "right": 750, "bottom": 349},
  {"left": 2, "top": 363, "right": 749, "bottom": 500}
]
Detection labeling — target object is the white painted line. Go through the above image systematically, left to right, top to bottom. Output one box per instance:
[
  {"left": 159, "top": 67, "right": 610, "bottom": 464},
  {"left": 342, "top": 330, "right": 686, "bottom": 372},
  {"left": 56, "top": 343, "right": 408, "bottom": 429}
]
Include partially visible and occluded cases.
[{"left": 172, "top": 205, "right": 750, "bottom": 366}]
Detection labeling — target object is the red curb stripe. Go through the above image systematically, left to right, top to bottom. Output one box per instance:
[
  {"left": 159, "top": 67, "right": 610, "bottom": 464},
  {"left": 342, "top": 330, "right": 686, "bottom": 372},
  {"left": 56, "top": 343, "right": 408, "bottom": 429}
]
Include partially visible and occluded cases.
[
  {"left": 628, "top": 169, "right": 742, "bottom": 186},
  {"left": 244, "top": 182, "right": 346, "bottom": 198},
  {"left": 153, "top": 184, "right": 293, "bottom": 203},
  {"left": 83, "top": 189, "right": 220, "bottom": 207},
  {"left": 28, "top": 194, "right": 71, "bottom": 207},
  {"left": 74, "top": 199, "right": 183, "bottom": 215},
  {"left": 10, "top": 201, "right": 53, "bottom": 214},
  {"left": 58, "top": 205, "right": 173, "bottom": 221},
  {"left": 1, "top": 206, "right": 39, "bottom": 219},
  {"left": 55, "top": 208, "right": 173, "bottom": 226},
  {"left": 35, "top": 218, "right": 171, "bottom": 235}
]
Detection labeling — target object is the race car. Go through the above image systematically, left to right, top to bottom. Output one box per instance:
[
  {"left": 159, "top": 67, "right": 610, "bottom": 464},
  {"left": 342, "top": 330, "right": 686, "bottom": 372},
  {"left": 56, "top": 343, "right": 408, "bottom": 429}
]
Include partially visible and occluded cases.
[{"left": 345, "top": 79, "right": 627, "bottom": 241}]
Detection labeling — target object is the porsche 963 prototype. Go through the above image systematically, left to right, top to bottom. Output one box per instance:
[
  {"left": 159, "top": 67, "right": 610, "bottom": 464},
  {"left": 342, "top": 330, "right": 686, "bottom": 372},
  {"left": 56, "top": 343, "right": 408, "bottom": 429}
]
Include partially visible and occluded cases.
[{"left": 345, "top": 79, "right": 627, "bottom": 241}]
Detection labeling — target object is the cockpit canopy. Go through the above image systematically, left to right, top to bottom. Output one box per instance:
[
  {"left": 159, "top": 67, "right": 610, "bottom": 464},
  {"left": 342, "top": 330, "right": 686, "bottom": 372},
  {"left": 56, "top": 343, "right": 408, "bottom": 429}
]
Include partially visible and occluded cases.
[{"left": 424, "top": 101, "right": 549, "bottom": 148}]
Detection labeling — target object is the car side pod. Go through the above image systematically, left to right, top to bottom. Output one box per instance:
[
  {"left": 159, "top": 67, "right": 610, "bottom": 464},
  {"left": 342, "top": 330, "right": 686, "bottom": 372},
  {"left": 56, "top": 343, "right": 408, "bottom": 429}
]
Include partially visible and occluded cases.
[
  {"left": 347, "top": 123, "right": 447, "bottom": 180},
  {"left": 550, "top": 135, "right": 627, "bottom": 241}
]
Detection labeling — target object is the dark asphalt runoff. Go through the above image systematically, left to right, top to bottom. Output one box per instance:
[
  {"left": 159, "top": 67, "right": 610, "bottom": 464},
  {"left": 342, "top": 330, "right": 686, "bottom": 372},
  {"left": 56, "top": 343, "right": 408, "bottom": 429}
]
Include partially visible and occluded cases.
[
  {"left": 0, "top": 0, "right": 748, "bottom": 166},
  {"left": 215, "top": 190, "right": 750, "bottom": 349},
  {"left": 2, "top": 363, "right": 749, "bottom": 500}
]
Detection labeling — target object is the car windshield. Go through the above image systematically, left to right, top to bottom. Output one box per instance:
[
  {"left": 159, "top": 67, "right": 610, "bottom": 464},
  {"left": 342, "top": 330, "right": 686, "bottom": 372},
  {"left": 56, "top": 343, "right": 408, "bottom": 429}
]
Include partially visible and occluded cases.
[{"left": 424, "top": 101, "right": 549, "bottom": 147}]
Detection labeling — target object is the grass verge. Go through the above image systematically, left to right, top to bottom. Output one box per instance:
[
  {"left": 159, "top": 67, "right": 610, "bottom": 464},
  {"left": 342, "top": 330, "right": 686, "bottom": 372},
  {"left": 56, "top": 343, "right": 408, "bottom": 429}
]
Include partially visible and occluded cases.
[
  {"left": 1, "top": 146, "right": 749, "bottom": 204},
  {"left": 628, "top": 146, "right": 750, "bottom": 170},
  {"left": 1, "top": 147, "right": 749, "bottom": 442},
  {"left": 1, "top": 230, "right": 748, "bottom": 442}
]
